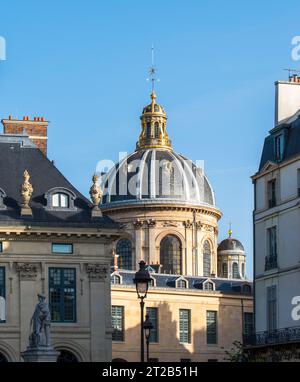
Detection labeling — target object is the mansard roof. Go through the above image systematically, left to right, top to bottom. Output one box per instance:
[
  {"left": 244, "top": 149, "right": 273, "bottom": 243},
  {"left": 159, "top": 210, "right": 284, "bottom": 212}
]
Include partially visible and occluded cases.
[
  {"left": 258, "top": 113, "right": 300, "bottom": 172},
  {"left": 0, "top": 135, "right": 118, "bottom": 229},
  {"left": 113, "top": 270, "right": 253, "bottom": 296}
]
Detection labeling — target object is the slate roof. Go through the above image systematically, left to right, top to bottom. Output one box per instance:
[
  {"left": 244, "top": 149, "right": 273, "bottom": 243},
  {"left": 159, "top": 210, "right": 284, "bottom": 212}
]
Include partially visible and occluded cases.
[
  {"left": 259, "top": 112, "right": 300, "bottom": 171},
  {"left": 0, "top": 135, "right": 119, "bottom": 229},
  {"left": 101, "top": 148, "right": 216, "bottom": 208},
  {"left": 218, "top": 237, "right": 245, "bottom": 252},
  {"left": 112, "top": 270, "right": 253, "bottom": 296}
]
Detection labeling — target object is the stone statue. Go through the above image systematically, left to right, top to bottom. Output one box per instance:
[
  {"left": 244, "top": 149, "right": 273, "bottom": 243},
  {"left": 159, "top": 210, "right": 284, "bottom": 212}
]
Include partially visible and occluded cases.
[
  {"left": 21, "top": 169, "right": 33, "bottom": 208},
  {"left": 89, "top": 174, "right": 102, "bottom": 208},
  {"left": 29, "top": 294, "right": 51, "bottom": 348}
]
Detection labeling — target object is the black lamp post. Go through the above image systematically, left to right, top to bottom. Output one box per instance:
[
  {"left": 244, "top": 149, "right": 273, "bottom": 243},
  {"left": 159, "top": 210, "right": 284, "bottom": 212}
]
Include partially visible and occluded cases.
[
  {"left": 133, "top": 260, "right": 152, "bottom": 362},
  {"left": 143, "top": 313, "right": 154, "bottom": 362}
]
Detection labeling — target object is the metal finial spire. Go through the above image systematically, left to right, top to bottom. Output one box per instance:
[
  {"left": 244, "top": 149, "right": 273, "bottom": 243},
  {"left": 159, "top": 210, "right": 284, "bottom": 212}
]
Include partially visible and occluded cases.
[{"left": 147, "top": 45, "right": 160, "bottom": 92}]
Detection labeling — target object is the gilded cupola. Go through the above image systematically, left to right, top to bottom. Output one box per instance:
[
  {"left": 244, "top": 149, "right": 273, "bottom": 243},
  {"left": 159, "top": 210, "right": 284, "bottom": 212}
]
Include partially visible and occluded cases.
[{"left": 136, "top": 91, "right": 172, "bottom": 150}]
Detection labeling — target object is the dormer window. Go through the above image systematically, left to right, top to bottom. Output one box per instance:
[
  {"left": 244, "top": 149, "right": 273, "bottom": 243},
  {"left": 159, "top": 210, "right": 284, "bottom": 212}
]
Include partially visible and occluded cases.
[
  {"left": 45, "top": 187, "right": 76, "bottom": 211},
  {"left": 0, "top": 188, "right": 6, "bottom": 210},
  {"left": 111, "top": 274, "right": 121, "bottom": 285},
  {"left": 176, "top": 278, "right": 188, "bottom": 289},
  {"left": 203, "top": 279, "right": 215, "bottom": 291},
  {"left": 204, "top": 282, "right": 214, "bottom": 291}
]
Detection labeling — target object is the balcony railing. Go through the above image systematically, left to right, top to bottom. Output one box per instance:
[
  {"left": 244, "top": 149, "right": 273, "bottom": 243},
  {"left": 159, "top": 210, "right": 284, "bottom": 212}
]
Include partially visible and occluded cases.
[
  {"left": 265, "top": 256, "right": 278, "bottom": 271},
  {"left": 244, "top": 326, "right": 300, "bottom": 347}
]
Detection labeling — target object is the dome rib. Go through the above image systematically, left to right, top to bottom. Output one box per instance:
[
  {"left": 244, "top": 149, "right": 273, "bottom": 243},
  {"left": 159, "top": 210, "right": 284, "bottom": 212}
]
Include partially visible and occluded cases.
[
  {"left": 101, "top": 148, "right": 217, "bottom": 209},
  {"left": 137, "top": 150, "right": 149, "bottom": 200},
  {"left": 168, "top": 150, "right": 190, "bottom": 201}
]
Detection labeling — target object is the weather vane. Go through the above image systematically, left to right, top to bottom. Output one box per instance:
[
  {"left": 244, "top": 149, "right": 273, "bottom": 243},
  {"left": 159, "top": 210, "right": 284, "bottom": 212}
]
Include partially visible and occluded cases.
[{"left": 147, "top": 45, "right": 160, "bottom": 92}]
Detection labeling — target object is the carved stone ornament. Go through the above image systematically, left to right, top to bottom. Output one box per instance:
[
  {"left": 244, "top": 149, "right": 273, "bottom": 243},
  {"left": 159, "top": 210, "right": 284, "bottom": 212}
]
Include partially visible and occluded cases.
[
  {"left": 20, "top": 170, "right": 33, "bottom": 216},
  {"left": 89, "top": 174, "right": 103, "bottom": 208},
  {"left": 133, "top": 219, "right": 143, "bottom": 229},
  {"left": 146, "top": 219, "right": 156, "bottom": 227},
  {"left": 183, "top": 220, "right": 193, "bottom": 229},
  {"left": 162, "top": 221, "right": 178, "bottom": 227},
  {"left": 201, "top": 224, "right": 214, "bottom": 232},
  {"left": 16, "top": 263, "right": 39, "bottom": 281},
  {"left": 86, "top": 264, "right": 108, "bottom": 281}
]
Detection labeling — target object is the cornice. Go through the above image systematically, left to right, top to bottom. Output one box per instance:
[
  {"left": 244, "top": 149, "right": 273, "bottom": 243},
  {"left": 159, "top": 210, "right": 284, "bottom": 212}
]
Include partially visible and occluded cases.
[
  {"left": 102, "top": 203, "right": 222, "bottom": 220},
  {"left": 0, "top": 227, "right": 120, "bottom": 243}
]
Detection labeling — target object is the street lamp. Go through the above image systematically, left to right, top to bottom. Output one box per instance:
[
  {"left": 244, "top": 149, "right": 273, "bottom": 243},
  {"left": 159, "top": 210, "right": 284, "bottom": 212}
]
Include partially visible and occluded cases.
[
  {"left": 133, "top": 260, "right": 152, "bottom": 362},
  {"left": 143, "top": 313, "right": 153, "bottom": 363}
]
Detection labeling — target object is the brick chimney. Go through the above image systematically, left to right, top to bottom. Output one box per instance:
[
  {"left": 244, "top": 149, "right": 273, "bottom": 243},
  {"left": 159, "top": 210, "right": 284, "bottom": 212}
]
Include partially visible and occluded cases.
[
  {"left": 275, "top": 76, "right": 300, "bottom": 126},
  {"left": 1, "top": 116, "right": 48, "bottom": 156}
]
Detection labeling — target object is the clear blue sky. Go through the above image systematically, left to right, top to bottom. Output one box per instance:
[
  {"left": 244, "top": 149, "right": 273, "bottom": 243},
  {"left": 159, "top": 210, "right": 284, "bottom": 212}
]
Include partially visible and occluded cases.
[{"left": 1, "top": 0, "right": 300, "bottom": 278}]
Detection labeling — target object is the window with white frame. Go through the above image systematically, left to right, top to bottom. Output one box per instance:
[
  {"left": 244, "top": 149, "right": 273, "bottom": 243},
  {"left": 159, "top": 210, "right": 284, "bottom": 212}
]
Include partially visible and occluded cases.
[
  {"left": 45, "top": 187, "right": 76, "bottom": 211},
  {"left": 52, "top": 193, "right": 69, "bottom": 208}
]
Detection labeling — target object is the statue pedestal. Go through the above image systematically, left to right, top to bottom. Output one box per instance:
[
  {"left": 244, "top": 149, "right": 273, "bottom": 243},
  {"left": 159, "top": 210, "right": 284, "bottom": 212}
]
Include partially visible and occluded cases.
[{"left": 21, "top": 346, "right": 59, "bottom": 362}]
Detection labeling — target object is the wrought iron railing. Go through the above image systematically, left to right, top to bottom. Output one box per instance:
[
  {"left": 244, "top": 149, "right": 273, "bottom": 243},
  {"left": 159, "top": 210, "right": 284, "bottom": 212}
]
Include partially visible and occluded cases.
[
  {"left": 265, "top": 256, "right": 278, "bottom": 271},
  {"left": 244, "top": 326, "right": 300, "bottom": 347}
]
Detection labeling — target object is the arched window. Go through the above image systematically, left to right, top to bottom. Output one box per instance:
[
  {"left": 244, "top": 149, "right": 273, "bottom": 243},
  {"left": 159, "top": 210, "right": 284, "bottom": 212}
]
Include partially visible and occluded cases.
[
  {"left": 154, "top": 122, "right": 160, "bottom": 138},
  {"left": 146, "top": 123, "right": 151, "bottom": 138},
  {"left": 52, "top": 193, "right": 69, "bottom": 208},
  {"left": 160, "top": 235, "right": 182, "bottom": 275},
  {"left": 116, "top": 239, "right": 132, "bottom": 270},
  {"left": 203, "top": 241, "right": 211, "bottom": 277},
  {"left": 232, "top": 262, "right": 239, "bottom": 279},
  {"left": 222, "top": 263, "right": 228, "bottom": 278},
  {"left": 242, "top": 263, "right": 245, "bottom": 278},
  {"left": 111, "top": 274, "right": 121, "bottom": 285},
  {"left": 177, "top": 279, "right": 187, "bottom": 289},
  {"left": 204, "top": 282, "right": 214, "bottom": 291},
  {"left": 57, "top": 350, "right": 78, "bottom": 363}
]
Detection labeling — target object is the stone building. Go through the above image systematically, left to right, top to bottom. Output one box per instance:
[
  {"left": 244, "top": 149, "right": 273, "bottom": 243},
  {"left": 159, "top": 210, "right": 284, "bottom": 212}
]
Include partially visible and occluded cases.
[
  {"left": 247, "top": 76, "right": 300, "bottom": 359},
  {"left": 101, "top": 91, "right": 254, "bottom": 362},
  {"left": 0, "top": 118, "right": 119, "bottom": 362}
]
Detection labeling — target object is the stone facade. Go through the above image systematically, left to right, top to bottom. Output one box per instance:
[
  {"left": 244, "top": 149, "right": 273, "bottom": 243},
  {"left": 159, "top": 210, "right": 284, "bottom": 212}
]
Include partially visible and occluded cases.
[
  {"left": 106, "top": 205, "right": 220, "bottom": 277},
  {"left": 0, "top": 228, "right": 118, "bottom": 362},
  {"left": 111, "top": 284, "right": 253, "bottom": 362}
]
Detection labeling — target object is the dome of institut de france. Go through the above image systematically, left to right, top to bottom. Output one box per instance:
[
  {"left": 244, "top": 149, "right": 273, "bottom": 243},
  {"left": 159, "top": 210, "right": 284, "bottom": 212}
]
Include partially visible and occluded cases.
[{"left": 100, "top": 91, "right": 218, "bottom": 212}]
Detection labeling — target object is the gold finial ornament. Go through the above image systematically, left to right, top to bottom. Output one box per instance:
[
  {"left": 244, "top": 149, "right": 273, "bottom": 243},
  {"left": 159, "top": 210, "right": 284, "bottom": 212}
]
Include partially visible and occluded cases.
[
  {"left": 136, "top": 92, "right": 172, "bottom": 151},
  {"left": 20, "top": 169, "right": 33, "bottom": 216},
  {"left": 89, "top": 174, "right": 103, "bottom": 217},
  {"left": 228, "top": 222, "right": 233, "bottom": 238}
]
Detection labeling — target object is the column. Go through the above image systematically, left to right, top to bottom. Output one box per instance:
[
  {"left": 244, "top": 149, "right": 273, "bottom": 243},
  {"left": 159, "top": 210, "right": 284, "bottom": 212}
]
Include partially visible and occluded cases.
[
  {"left": 16, "top": 262, "right": 40, "bottom": 357},
  {"left": 86, "top": 263, "right": 110, "bottom": 362}
]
